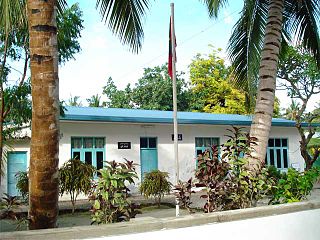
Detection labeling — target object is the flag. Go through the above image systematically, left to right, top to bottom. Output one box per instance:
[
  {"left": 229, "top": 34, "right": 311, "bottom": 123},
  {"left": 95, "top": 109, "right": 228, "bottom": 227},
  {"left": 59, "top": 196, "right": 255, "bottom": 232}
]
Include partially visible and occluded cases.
[{"left": 168, "top": 17, "right": 176, "bottom": 79}]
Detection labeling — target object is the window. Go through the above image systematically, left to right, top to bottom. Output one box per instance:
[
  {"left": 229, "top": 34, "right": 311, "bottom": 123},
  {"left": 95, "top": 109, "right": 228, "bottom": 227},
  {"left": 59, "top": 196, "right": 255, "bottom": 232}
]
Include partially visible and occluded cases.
[
  {"left": 71, "top": 137, "right": 105, "bottom": 171},
  {"left": 140, "top": 137, "right": 157, "bottom": 149},
  {"left": 195, "top": 137, "right": 219, "bottom": 156},
  {"left": 265, "top": 138, "right": 289, "bottom": 169}
]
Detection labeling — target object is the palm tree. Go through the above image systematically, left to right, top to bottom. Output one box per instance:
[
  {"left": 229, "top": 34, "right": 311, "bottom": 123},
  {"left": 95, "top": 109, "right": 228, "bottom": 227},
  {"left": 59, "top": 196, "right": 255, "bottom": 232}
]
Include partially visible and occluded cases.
[
  {"left": 26, "top": 0, "right": 152, "bottom": 229},
  {"left": 203, "top": 0, "right": 320, "bottom": 171},
  {"left": 87, "top": 94, "right": 105, "bottom": 107},
  {"left": 67, "top": 95, "right": 82, "bottom": 107},
  {"left": 284, "top": 100, "right": 301, "bottom": 120}
]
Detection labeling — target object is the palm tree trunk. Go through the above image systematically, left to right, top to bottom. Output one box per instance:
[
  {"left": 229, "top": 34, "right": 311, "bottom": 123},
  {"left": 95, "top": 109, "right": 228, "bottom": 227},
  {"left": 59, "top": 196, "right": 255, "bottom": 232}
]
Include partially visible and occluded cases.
[
  {"left": 27, "top": 0, "right": 60, "bottom": 229},
  {"left": 249, "top": 0, "right": 284, "bottom": 172}
]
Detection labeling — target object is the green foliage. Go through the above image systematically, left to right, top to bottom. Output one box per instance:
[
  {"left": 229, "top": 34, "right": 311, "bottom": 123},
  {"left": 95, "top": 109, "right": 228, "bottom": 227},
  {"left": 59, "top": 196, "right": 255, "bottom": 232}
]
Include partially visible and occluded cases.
[
  {"left": 95, "top": 0, "right": 151, "bottom": 53},
  {"left": 57, "top": 3, "right": 84, "bottom": 64},
  {"left": 278, "top": 46, "right": 320, "bottom": 100},
  {"left": 278, "top": 46, "right": 320, "bottom": 170},
  {"left": 189, "top": 48, "right": 249, "bottom": 114},
  {"left": 103, "top": 64, "right": 193, "bottom": 111},
  {"left": 102, "top": 77, "right": 133, "bottom": 109},
  {"left": 2, "top": 81, "right": 31, "bottom": 140},
  {"left": 86, "top": 94, "right": 106, "bottom": 107},
  {"left": 67, "top": 95, "right": 82, "bottom": 107},
  {"left": 176, "top": 126, "right": 274, "bottom": 213},
  {"left": 221, "top": 128, "right": 274, "bottom": 209},
  {"left": 194, "top": 145, "right": 232, "bottom": 212},
  {"left": 59, "top": 159, "right": 95, "bottom": 213},
  {"left": 89, "top": 159, "right": 140, "bottom": 224},
  {"left": 266, "top": 165, "right": 286, "bottom": 183},
  {"left": 270, "top": 167, "right": 320, "bottom": 204},
  {"left": 15, "top": 170, "right": 29, "bottom": 202},
  {"left": 139, "top": 170, "right": 172, "bottom": 206},
  {"left": 173, "top": 178, "right": 195, "bottom": 213},
  {"left": 0, "top": 193, "right": 20, "bottom": 220}
]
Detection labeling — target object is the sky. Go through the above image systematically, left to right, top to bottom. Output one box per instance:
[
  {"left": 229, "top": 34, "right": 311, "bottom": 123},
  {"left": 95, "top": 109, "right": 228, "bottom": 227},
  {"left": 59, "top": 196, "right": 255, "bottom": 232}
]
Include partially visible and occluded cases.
[{"left": 7, "top": 0, "right": 319, "bottom": 111}]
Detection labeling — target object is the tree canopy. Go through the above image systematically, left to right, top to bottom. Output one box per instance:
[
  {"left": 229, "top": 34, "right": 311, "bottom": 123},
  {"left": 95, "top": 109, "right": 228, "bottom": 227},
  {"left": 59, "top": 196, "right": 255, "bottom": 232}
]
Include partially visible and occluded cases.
[
  {"left": 278, "top": 45, "right": 320, "bottom": 169},
  {"left": 189, "top": 48, "right": 249, "bottom": 115},
  {"left": 103, "top": 64, "right": 193, "bottom": 111}
]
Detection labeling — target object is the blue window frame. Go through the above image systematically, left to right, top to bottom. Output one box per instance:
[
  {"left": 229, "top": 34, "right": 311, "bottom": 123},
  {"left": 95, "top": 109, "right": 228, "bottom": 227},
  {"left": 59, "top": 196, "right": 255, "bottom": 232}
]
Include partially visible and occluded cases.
[
  {"left": 71, "top": 137, "right": 105, "bottom": 171},
  {"left": 195, "top": 137, "right": 219, "bottom": 156},
  {"left": 265, "top": 138, "right": 289, "bottom": 169}
]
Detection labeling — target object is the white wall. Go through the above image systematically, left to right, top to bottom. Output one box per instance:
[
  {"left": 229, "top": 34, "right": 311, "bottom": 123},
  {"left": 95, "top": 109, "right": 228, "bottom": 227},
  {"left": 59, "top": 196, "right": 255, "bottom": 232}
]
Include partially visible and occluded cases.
[{"left": 0, "top": 122, "right": 304, "bottom": 196}]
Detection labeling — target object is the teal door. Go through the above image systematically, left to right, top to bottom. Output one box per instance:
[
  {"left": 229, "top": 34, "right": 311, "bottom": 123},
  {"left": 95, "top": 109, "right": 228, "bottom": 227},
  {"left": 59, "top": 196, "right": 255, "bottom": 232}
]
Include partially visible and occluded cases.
[
  {"left": 140, "top": 137, "right": 158, "bottom": 179},
  {"left": 7, "top": 152, "right": 27, "bottom": 196}
]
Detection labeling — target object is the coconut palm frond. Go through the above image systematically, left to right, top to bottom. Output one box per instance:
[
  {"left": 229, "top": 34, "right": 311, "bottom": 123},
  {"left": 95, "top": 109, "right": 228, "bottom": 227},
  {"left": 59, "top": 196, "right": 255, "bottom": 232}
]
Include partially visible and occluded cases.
[
  {"left": 0, "top": 0, "right": 26, "bottom": 35},
  {"left": 57, "top": 0, "right": 68, "bottom": 14},
  {"left": 96, "top": 0, "right": 152, "bottom": 53},
  {"left": 200, "top": 0, "right": 229, "bottom": 18},
  {"left": 227, "top": 0, "right": 268, "bottom": 110},
  {"left": 284, "top": 0, "right": 320, "bottom": 67}
]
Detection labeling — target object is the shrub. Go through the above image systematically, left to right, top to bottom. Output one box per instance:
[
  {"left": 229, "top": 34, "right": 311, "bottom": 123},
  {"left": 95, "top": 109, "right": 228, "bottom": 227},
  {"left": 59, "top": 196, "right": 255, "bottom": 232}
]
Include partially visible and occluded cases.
[
  {"left": 176, "top": 126, "right": 274, "bottom": 213},
  {"left": 221, "top": 127, "right": 274, "bottom": 209},
  {"left": 195, "top": 145, "right": 233, "bottom": 212},
  {"left": 59, "top": 159, "right": 95, "bottom": 213},
  {"left": 89, "top": 159, "right": 140, "bottom": 224},
  {"left": 266, "top": 165, "right": 286, "bottom": 182},
  {"left": 270, "top": 167, "right": 320, "bottom": 204},
  {"left": 140, "top": 170, "right": 172, "bottom": 207},
  {"left": 15, "top": 171, "right": 29, "bottom": 202},
  {"left": 173, "top": 178, "right": 195, "bottom": 213},
  {"left": 0, "top": 193, "right": 20, "bottom": 220}
]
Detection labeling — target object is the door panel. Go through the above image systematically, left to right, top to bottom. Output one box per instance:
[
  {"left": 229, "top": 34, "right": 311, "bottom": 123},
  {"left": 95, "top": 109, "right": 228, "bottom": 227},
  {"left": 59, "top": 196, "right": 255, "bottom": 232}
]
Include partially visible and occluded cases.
[
  {"left": 140, "top": 149, "right": 158, "bottom": 179},
  {"left": 7, "top": 152, "right": 27, "bottom": 196}
]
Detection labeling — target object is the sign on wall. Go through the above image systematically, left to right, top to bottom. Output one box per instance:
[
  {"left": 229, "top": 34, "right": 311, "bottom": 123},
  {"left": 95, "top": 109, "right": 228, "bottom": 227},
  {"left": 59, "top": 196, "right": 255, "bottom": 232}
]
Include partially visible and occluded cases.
[
  {"left": 171, "top": 134, "right": 183, "bottom": 141},
  {"left": 118, "top": 142, "right": 131, "bottom": 149}
]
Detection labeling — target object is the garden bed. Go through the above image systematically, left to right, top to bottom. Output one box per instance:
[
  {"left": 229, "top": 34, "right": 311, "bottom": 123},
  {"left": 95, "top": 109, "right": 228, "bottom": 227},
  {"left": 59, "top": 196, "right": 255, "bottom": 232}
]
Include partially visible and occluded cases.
[{"left": 0, "top": 203, "right": 191, "bottom": 232}]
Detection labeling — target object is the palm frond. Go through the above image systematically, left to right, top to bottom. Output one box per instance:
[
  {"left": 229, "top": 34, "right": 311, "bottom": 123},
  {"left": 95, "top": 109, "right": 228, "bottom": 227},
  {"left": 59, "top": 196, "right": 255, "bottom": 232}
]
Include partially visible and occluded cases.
[
  {"left": 0, "top": 0, "right": 26, "bottom": 36},
  {"left": 57, "top": 0, "right": 68, "bottom": 14},
  {"left": 96, "top": 0, "right": 152, "bottom": 53},
  {"left": 200, "top": 0, "right": 229, "bottom": 18},
  {"left": 227, "top": 0, "right": 268, "bottom": 110},
  {"left": 284, "top": 0, "right": 320, "bottom": 68}
]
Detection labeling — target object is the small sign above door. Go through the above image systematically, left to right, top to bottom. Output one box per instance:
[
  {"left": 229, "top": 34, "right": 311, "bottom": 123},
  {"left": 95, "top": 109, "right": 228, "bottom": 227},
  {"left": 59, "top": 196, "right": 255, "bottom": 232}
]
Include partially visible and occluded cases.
[
  {"left": 171, "top": 134, "right": 183, "bottom": 141},
  {"left": 118, "top": 142, "right": 131, "bottom": 149}
]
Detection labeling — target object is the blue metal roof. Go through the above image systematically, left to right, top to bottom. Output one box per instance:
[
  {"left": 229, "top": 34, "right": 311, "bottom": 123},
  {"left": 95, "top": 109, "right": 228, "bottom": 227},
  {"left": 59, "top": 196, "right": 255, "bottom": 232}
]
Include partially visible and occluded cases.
[{"left": 60, "top": 106, "right": 318, "bottom": 127}]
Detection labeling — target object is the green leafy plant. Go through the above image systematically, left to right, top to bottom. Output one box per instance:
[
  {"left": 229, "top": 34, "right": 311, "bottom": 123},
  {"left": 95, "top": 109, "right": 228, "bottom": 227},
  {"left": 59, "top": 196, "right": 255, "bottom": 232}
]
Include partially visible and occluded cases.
[
  {"left": 178, "top": 127, "right": 274, "bottom": 213},
  {"left": 221, "top": 127, "right": 274, "bottom": 209},
  {"left": 195, "top": 145, "right": 233, "bottom": 212},
  {"left": 59, "top": 159, "right": 95, "bottom": 214},
  {"left": 89, "top": 159, "right": 140, "bottom": 224},
  {"left": 266, "top": 165, "right": 286, "bottom": 182},
  {"left": 270, "top": 167, "right": 320, "bottom": 204},
  {"left": 140, "top": 170, "right": 172, "bottom": 207},
  {"left": 15, "top": 171, "right": 29, "bottom": 202},
  {"left": 173, "top": 178, "right": 195, "bottom": 213},
  {"left": 0, "top": 193, "right": 20, "bottom": 220},
  {"left": 0, "top": 193, "right": 29, "bottom": 230}
]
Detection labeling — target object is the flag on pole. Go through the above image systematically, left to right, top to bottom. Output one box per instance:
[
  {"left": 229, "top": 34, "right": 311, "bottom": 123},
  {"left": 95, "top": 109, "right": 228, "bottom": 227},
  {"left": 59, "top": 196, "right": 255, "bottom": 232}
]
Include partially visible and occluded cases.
[{"left": 168, "top": 17, "right": 176, "bottom": 79}]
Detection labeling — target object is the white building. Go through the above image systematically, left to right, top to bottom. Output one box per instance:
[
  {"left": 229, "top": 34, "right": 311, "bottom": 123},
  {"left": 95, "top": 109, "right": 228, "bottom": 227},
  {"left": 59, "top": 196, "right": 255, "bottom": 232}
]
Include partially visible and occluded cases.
[{"left": 1, "top": 106, "right": 307, "bottom": 197}]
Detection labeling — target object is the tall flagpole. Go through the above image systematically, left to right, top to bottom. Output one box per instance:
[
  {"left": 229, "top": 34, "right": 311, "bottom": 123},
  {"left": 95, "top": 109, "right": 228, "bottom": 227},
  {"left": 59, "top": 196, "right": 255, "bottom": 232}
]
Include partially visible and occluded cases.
[{"left": 170, "top": 2, "right": 180, "bottom": 217}]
